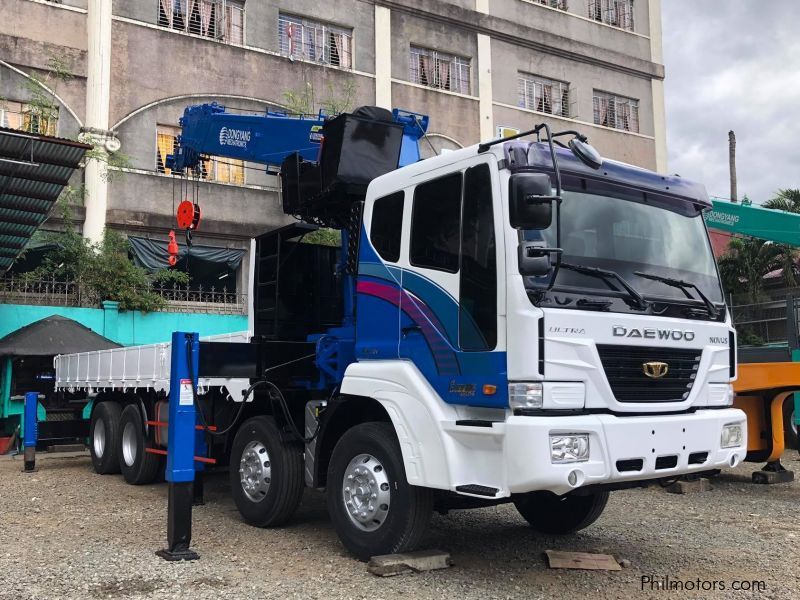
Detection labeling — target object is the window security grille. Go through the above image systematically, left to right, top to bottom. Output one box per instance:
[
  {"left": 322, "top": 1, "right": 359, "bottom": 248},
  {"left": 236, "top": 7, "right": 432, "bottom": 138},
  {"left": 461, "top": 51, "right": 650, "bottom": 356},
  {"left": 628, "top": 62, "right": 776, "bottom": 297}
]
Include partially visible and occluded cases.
[
  {"left": 158, "top": 0, "right": 244, "bottom": 44},
  {"left": 588, "top": 0, "right": 634, "bottom": 31},
  {"left": 278, "top": 14, "right": 353, "bottom": 69},
  {"left": 409, "top": 47, "right": 471, "bottom": 95},
  {"left": 517, "top": 74, "right": 570, "bottom": 118},
  {"left": 592, "top": 91, "right": 639, "bottom": 133},
  {"left": 0, "top": 100, "right": 58, "bottom": 136},
  {"left": 156, "top": 125, "right": 245, "bottom": 184}
]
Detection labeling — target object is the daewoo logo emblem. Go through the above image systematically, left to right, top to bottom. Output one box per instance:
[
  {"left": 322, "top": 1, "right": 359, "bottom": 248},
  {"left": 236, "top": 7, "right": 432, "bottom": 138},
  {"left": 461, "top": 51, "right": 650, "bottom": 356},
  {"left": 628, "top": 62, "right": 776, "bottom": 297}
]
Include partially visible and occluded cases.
[{"left": 643, "top": 361, "right": 669, "bottom": 379}]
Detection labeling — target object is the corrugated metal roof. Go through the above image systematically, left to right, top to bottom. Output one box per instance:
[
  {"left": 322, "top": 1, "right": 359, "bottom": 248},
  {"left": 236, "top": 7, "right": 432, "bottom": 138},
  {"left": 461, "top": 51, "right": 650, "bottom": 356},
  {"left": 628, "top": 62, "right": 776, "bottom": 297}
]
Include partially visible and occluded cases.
[{"left": 0, "top": 127, "right": 91, "bottom": 271}]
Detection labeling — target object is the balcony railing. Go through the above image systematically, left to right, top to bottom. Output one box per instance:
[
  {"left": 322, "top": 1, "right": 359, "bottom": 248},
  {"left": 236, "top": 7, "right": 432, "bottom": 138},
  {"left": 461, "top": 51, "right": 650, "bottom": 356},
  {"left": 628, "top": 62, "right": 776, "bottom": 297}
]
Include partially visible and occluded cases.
[{"left": 0, "top": 276, "right": 247, "bottom": 315}]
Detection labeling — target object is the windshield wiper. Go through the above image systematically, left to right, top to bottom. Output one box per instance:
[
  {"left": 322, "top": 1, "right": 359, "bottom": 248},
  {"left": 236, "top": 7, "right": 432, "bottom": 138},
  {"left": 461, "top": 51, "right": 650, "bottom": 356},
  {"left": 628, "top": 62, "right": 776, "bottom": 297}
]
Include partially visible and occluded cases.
[
  {"left": 560, "top": 263, "right": 649, "bottom": 311},
  {"left": 633, "top": 271, "right": 720, "bottom": 319}
]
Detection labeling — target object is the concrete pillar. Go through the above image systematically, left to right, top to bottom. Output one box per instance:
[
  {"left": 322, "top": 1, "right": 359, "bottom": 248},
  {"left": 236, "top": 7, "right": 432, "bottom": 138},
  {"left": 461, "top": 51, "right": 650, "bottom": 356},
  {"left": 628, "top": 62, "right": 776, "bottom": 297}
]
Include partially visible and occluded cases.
[
  {"left": 82, "top": 0, "right": 114, "bottom": 245},
  {"left": 648, "top": 0, "right": 668, "bottom": 173},
  {"left": 475, "top": 1, "right": 493, "bottom": 142},
  {"left": 374, "top": 5, "right": 392, "bottom": 109},
  {"left": 477, "top": 34, "right": 494, "bottom": 142}
]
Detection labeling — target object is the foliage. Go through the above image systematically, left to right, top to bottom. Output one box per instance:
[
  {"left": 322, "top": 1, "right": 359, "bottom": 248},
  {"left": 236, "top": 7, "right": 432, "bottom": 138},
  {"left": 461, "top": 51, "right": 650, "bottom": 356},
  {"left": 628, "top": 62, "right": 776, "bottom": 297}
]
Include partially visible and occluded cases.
[
  {"left": 19, "top": 53, "right": 131, "bottom": 182},
  {"left": 20, "top": 54, "right": 72, "bottom": 134},
  {"left": 282, "top": 79, "right": 357, "bottom": 116},
  {"left": 763, "top": 188, "right": 800, "bottom": 213},
  {"left": 720, "top": 189, "right": 800, "bottom": 304},
  {"left": 14, "top": 204, "right": 168, "bottom": 312},
  {"left": 302, "top": 228, "right": 341, "bottom": 247},
  {"left": 717, "top": 237, "right": 794, "bottom": 305},
  {"left": 152, "top": 269, "right": 191, "bottom": 287},
  {"left": 737, "top": 328, "right": 765, "bottom": 347}
]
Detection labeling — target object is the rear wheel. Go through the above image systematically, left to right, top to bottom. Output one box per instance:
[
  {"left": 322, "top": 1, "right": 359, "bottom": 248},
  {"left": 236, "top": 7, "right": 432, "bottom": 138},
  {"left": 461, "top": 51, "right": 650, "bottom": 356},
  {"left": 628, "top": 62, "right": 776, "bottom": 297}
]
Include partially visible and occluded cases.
[
  {"left": 89, "top": 401, "right": 122, "bottom": 474},
  {"left": 119, "top": 404, "right": 162, "bottom": 485},
  {"left": 229, "top": 416, "right": 304, "bottom": 527},
  {"left": 326, "top": 422, "right": 433, "bottom": 561},
  {"left": 514, "top": 490, "right": 609, "bottom": 534}
]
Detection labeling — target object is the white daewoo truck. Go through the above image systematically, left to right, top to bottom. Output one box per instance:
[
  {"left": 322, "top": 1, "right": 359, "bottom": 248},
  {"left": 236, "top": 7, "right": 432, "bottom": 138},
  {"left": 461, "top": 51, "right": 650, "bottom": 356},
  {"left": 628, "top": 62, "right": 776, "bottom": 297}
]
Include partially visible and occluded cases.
[{"left": 56, "top": 106, "right": 746, "bottom": 560}]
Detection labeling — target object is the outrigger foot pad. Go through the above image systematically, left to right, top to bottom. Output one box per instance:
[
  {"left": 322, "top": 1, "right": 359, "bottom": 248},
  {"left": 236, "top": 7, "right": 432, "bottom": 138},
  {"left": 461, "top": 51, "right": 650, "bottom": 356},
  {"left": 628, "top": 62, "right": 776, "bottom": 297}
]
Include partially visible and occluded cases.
[
  {"left": 752, "top": 461, "right": 795, "bottom": 484},
  {"left": 156, "top": 547, "right": 200, "bottom": 561}
]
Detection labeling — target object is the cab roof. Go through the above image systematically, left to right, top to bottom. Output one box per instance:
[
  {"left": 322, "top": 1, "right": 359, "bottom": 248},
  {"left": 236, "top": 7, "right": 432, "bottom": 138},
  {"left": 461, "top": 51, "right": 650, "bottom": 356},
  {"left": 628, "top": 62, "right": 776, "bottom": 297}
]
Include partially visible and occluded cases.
[{"left": 370, "top": 139, "right": 711, "bottom": 217}]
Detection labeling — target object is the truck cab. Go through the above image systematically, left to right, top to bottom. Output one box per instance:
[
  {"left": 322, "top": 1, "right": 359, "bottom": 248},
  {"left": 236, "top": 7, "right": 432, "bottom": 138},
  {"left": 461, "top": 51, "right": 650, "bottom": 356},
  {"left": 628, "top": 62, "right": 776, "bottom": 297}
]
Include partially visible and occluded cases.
[{"left": 327, "top": 136, "right": 746, "bottom": 550}]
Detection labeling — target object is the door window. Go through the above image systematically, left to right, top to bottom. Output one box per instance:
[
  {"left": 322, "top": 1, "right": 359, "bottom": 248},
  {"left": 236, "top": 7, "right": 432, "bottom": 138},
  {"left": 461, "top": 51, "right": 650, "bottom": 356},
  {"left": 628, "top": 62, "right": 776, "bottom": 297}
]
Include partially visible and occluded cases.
[
  {"left": 459, "top": 164, "right": 497, "bottom": 350},
  {"left": 410, "top": 173, "right": 462, "bottom": 273},
  {"left": 370, "top": 192, "right": 405, "bottom": 262}
]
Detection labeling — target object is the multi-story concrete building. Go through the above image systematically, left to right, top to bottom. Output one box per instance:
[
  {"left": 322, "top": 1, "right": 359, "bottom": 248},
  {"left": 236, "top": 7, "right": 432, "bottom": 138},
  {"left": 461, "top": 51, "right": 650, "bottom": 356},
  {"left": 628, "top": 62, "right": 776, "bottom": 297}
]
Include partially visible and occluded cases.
[{"left": 0, "top": 0, "right": 665, "bottom": 290}]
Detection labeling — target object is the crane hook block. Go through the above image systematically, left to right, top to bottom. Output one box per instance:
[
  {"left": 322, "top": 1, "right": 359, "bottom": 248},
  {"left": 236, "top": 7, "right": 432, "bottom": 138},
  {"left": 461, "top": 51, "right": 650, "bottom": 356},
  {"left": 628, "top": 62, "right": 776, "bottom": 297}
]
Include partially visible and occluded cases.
[
  {"left": 176, "top": 200, "right": 201, "bottom": 231},
  {"left": 167, "top": 230, "right": 179, "bottom": 267}
]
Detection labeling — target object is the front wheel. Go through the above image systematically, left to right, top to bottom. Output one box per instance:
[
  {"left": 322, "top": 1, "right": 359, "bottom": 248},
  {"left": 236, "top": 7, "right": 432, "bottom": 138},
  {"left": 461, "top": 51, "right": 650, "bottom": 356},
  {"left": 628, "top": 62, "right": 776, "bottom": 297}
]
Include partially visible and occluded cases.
[
  {"left": 326, "top": 422, "right": 433, "bottom": 561},
  {"left": 514, "top": 490, "right": 609, "bottom": 534}
]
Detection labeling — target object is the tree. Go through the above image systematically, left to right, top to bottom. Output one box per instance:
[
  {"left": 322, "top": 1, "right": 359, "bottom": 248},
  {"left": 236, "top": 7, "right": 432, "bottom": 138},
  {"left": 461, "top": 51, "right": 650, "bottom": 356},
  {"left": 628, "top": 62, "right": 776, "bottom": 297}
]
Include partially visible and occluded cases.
[
  {"left": 763, "top": 188, "right": 800, "bottom": 213},
  {"left": 15, "top": 203, "right": 170, "bottom": 312},
  {"left": 717, "top": 237, "right": 790, "bottom": 305}
]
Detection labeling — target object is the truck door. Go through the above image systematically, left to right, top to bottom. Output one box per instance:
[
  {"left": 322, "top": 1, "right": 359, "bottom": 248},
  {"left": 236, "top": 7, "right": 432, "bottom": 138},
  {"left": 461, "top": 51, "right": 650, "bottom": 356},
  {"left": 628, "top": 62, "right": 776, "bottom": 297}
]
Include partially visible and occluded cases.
[
  {"left": 398, "top": 161, "right": 506, "bottom": 408},
  {"left": 355, "top": 191, "right": 405, "bottom": 360}
]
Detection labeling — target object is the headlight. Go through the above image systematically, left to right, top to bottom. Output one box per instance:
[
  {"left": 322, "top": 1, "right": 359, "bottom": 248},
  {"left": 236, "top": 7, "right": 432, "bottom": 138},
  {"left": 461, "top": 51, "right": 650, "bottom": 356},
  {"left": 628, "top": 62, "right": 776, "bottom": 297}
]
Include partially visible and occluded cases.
[
  {"left": 509, "top": 382, "right": 543, "bottom": 410},
  {"left": 721, "top": 423, "right": 744, "bottom": 448},
  {"left": 550, "top": 433, "right": 590, "bottom": 463}
]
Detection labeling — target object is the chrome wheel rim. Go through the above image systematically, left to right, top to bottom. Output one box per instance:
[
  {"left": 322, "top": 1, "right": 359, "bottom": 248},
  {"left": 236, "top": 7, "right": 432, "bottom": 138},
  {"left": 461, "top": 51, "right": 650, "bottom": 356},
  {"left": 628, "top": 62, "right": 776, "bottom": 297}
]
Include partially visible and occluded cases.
[
  {"left": 791, "top": 409, "right": 798, "bottom": 437},
  {"left": 93, "top": 419, "right": 106, "bottom": 458},
  {"left": 121, "top": 421, "right": 137, "bottom": 467},
  {"left": 239, "top": 441, "right": 271, "bottom": 502},
  {"left": 342, "top": 453, "right": 391, "bottom": 532}
]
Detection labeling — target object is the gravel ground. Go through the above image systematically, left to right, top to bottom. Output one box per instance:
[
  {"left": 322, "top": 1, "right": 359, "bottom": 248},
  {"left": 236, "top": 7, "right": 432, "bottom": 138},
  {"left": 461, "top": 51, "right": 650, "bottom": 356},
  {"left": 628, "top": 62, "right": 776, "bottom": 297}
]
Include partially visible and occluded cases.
[{"left": 1, "top": 450, "right": 799, "bottom": 600}]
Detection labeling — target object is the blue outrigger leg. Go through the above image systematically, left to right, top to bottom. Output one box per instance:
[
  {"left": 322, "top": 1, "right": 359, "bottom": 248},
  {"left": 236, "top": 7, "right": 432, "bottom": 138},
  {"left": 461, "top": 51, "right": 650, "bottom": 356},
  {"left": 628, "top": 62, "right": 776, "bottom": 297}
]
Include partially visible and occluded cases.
[{"left": 156, "top": 331, "right": 201, "bottom": 561}]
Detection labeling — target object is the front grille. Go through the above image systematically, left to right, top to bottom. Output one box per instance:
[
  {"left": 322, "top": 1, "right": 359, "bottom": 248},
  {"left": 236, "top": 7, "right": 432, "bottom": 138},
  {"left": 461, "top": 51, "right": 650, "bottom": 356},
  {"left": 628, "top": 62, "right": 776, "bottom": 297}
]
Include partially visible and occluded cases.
[{"left": 596, "top": 345, "right": 701, "bottom": 403}]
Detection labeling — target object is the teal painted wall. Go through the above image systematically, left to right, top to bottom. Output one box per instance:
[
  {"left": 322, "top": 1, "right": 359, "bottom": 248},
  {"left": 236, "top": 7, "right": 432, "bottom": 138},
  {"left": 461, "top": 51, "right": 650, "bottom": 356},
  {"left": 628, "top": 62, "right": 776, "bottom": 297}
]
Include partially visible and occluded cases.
[
  {"left": 0, "top": 302, "right": 247, "bottom": 345},
  {"left": 0, "top": 303, "right": 247, "bottom": 432}
]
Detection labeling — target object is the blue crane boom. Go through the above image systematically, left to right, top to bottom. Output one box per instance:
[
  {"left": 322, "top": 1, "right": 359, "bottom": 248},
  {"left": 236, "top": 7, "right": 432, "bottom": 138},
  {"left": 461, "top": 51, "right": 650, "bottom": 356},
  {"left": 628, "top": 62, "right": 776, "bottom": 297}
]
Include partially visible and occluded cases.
[{"left": 165, "top": 102, "right": 429, "bottom": 173}]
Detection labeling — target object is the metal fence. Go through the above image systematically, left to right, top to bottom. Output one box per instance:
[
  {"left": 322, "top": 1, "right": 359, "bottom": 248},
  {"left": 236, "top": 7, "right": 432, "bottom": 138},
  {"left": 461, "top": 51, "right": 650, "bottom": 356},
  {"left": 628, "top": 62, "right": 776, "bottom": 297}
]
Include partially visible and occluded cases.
[
  {"left": 0, "top": 276, "right": 247, "bottom": 315},
  {"left": 730, "top": 291, "right": 800, "bottom": 346}
]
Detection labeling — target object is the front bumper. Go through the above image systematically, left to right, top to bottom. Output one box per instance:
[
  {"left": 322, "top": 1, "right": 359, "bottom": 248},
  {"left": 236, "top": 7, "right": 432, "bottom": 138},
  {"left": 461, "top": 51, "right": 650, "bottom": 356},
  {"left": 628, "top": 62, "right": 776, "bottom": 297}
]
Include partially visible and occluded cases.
[{"left": 449, "top": 408, "right": 747, "bottom": 497}]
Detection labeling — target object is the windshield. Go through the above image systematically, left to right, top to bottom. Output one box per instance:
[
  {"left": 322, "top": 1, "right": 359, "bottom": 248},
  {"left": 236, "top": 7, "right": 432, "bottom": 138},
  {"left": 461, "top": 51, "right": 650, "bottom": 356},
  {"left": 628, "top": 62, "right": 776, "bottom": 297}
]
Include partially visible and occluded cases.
[{"left": 526, "top": 190, "right": 723, "bottom": 304}]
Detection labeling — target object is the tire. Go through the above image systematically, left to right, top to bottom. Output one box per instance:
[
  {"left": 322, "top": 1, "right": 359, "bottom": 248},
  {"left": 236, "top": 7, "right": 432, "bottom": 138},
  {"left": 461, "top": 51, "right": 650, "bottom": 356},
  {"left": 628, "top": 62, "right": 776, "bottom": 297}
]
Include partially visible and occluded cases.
[
  {"left": 783, "top": 396, "right": 799, "bottom": 450},
  {"left": 89, "top": 401, "right": 122, "bottom": 475},
  {"left": 118, "top": 404, "right": 162, "bottom": 485},
  {"left": 229, "top": 416, "right": 304, "bottom": 527},
  {"left": 326, "top": 422, "right": 433, "bottom": 561},
  {"left": 514, "top": 490, "right": 609, "bottom": 534}
]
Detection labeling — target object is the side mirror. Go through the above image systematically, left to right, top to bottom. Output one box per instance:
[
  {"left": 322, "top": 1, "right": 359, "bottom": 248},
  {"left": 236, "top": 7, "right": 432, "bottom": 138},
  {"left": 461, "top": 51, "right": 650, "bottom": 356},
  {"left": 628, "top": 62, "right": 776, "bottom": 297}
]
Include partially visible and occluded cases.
[
  {"left": 509, "top": 173, "right": 557, "bottom": 230},
  {"left": 518, "top": 242, "right": 552, "bottom": 277}
]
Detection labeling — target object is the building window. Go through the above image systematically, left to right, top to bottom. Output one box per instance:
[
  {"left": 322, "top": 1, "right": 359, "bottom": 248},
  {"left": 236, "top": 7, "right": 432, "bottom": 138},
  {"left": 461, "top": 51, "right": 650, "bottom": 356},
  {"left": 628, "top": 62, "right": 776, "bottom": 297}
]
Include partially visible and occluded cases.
[
  {"left": 157, "top": 0, "right": 245, "bottom": 45},
  {"left": 535, "top": 0, "right": 568, "bottom": 10},
  {"left": 588, "top": 0, "right": 634, "bottom": 31},
  {"left": 278, "top": 14, "right": 353, "bottom": 69},
  {"left": 409, "top": 47, "right": 471, "bottom": 95},
  {"left": 517, "top": 74, "right": 570, "bottom": 117},
  {"left": 593, "top": 91, "right": 639, "bottom": 133},
  {"left": 0, "top": 100, "right": 58, "bottom": 136},
  {"left": 156, "top": 125, "right": 245, "bottom": 184}
]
